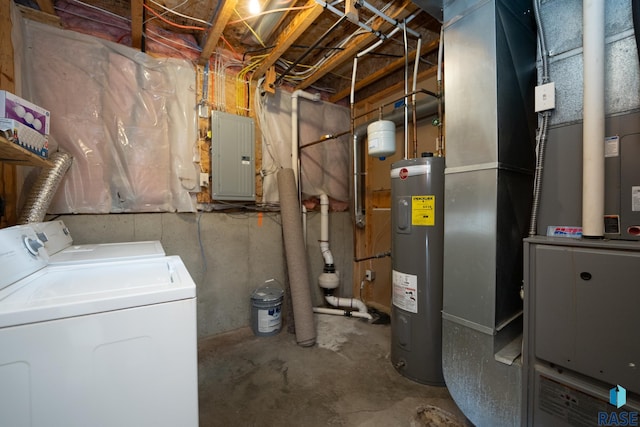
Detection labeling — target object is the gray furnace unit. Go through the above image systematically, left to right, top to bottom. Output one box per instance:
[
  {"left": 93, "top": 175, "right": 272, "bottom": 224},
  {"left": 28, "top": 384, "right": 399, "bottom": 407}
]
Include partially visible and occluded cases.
[
  {"left": 210, "top": 111, "right": 255, "bottom": 201},
  {"left": 390, "top": 154, "right": 445, "bottom": 385}
]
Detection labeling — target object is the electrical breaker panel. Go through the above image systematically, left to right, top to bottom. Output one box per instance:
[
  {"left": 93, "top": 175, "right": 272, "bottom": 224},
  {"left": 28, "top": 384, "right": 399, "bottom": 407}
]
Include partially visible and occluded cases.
[{"left": 210, "top": 111, "right": 255, "bottom": 201}]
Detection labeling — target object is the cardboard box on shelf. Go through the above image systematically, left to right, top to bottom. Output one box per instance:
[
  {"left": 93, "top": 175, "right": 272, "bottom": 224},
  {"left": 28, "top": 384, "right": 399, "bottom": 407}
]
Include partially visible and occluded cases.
[
  {"left": 0, "top": 90, "right": 50, "bottom": 135},
  {"left": 0, "top": 118, "right": 49, "bottom": 159}
]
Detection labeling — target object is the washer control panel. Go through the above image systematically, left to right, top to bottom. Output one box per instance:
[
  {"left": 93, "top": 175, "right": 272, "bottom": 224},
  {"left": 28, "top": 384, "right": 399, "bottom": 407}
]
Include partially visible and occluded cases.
[{"left": 0, "top": 225, "right": 48, "bottom": 290}]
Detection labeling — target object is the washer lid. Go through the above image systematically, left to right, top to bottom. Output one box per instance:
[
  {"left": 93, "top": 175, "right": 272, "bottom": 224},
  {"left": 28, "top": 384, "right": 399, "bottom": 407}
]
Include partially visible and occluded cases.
[
  {"left": 49, "top": 241, "right": 166, "bottom": 265},
  {"left": 0, "top": 255, "right": 195, "bottom": 328}
]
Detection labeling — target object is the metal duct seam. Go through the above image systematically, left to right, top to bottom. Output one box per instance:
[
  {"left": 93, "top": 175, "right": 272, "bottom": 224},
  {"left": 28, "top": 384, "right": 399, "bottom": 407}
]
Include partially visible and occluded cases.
[{"left": 18, "top": 151, "right": 73, "bottom": 224}]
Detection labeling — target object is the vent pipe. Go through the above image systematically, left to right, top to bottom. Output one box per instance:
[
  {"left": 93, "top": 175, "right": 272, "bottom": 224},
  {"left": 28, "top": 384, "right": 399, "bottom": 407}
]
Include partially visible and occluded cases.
[
  {"left": 581, "top": 0, "right": 605, "bottom": 238},
  {"left": 18, "top": 151, "right": 73, "bottom": 224}
]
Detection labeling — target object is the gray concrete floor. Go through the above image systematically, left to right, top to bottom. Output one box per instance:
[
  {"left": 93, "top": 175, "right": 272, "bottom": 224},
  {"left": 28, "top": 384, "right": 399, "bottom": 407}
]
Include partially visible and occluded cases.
[{"left": 198, "top": 314, "right": 471, "bottom": 426}]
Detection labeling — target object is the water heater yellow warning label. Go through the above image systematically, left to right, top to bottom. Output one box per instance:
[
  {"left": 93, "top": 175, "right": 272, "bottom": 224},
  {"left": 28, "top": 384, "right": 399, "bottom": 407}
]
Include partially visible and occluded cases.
[{"left": 412, "top": 195, "right": 435, "bottom": 226}]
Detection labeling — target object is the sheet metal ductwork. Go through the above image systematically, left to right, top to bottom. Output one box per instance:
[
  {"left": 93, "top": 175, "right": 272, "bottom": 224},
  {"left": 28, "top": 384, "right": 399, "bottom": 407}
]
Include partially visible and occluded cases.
[
  {"left": 411, "top": 0, "right": 442, "bottom": 23},
  {"left": 440, "top": 0, "right": 536, "bottom": 425}
]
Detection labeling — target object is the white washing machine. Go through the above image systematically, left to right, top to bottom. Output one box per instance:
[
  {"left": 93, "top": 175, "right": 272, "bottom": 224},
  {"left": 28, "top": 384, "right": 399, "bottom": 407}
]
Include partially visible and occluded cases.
[
  {"left": 31, "top": 220, "right": 166, "bottom": 264},
  {"left": 0, "top": 224, "right": 199, "bottom": 427}
]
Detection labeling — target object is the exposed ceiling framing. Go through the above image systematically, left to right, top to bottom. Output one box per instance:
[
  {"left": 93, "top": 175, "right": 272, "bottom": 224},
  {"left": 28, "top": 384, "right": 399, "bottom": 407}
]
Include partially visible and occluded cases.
[{"left": 15, "top": 0, "right": 441, "bottom": 101}]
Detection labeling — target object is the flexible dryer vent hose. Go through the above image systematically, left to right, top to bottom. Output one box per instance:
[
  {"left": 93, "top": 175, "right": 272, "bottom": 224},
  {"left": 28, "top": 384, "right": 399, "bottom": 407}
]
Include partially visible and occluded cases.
[
  {"left": 18, "top": 151, "right": 73, "bottom": 224},
  {"left": 278, "top": 168, "right": 316, "bottom": 347}
]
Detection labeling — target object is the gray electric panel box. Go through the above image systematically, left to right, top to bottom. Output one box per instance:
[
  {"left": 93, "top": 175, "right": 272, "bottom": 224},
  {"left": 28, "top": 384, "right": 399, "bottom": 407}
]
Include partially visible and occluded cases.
[{"left": 210, "top": 111, "right": 255, "bottom": 201}]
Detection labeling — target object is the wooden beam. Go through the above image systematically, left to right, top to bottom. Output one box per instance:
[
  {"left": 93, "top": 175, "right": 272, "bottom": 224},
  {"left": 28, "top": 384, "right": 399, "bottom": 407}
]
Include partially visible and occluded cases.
[
  {"left": 0, "top": 0, "right": 17, "bottom": 228},
  {"left": 35, "top": 0, "right": 55, "bottom": 15},
  {"left": 131, "top": 0, "right": 144, "bottom": 50},
  {"left": 198, "top": 0, "right": 238, "bottom": 65},
  {"left": 251, "top": 0, "right": 324, "bottom": 81},
  {"left": 296, "top": 0, "right": 416, "bottom": 91},
  {"left": 344, "top": 0, "right": 358, "bottom": 24},
  {"left": 17, "top": 4, "right": 61, "bottom": 27},
  {"left": 329, "top": 38, "right": 439, "bottom": 103},
  {"left": 361, "top": 66, "right": 438, "bottom": 107}
]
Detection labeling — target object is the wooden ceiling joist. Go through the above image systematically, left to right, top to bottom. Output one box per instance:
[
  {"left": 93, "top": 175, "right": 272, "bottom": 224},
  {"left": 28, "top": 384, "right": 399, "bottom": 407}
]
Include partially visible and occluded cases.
[
  {"left": 35, "top": 0, "right": 55, "bottom": 15},
  {"left": 131, "top": 0, "right": 144, "bottom": 50},
  {"left": 198, "top": 0, "right": 239, "bottom": 65},
  {"left": 252, "top": 0, "right": 324, "bottom": 81},
  {"left": 295, "top": 0, "right": 416, "bottom": 91},
  {"left": 17, "top": 4, "right": 62, "bottom": 26},
  {"left": 329, "top": 38, "right": 440, "bottom": 103},
  {"left": 364, "top": 66, "right": 438, "bottom": 106}
]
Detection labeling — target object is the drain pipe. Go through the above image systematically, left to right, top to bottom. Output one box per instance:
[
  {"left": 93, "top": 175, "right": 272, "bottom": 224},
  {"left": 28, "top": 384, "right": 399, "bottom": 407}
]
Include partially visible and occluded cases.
[
  {"left": 582, "top": 0, "right": 605, "bottom": 238},
  {"left": 317, "top": 193, "right": 372, "bottom": 319},
  {"left": 319, "top": 193, "right": 335, "bottom": 270},
  {"left": 313, "top": 306, "right": 372, "bottom": 319}
]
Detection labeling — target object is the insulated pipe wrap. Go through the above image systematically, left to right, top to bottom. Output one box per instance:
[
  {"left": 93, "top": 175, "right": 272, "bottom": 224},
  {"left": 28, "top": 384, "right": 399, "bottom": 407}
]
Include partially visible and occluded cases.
[
  {"left": 18, "top": 151, "right": 73, "bottom": 224},
  {"left": 278, "top": 168, "right": 316, "bottom": 347}
]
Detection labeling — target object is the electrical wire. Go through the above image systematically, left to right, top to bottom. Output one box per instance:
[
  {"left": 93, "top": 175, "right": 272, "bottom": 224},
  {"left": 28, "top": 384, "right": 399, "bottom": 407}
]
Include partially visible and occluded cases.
[
  {"left": 64, "top": 0, "right": 129, "bottom": 22},
  {"left": 144, "top": 0, "right": 188, "bottom": 25},
  {"left": 147, "top": 0, "right": 212, "bottom": 27},
  {"left": 237, "top": 0, "right": 400, "bottom": 87},
  {"left": 529, "top": 0, "right": 552, "bottom": 237},
  {"left": 55, "top": 3, "right": 202, "bottom": 57},
  {"left": 142, "top": 3, "right": 208, "bottom": 31},
  {"left": 227, "top": 4, "right": 316, "bottom": 25},
  {"left": 54, "top": 5, "right": 130, "bottom": 31},
  {"left": 234, "top": 8, "right": 267, "bottom": 47},
  {"left": 145, "top": 29, "right": 202, "bottom": 56},
  {"left": 221, "top": 36, "right": 240, "bottom": 56}
]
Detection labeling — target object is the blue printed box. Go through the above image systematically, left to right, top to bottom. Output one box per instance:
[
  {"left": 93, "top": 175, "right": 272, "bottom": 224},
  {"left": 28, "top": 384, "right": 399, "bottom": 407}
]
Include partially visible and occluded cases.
[
  {"left": 0, "top": 90, "right": 50, "bottom": 135},
  {"left": 0, "top": 118, "right": 49, "bottom": 159}
]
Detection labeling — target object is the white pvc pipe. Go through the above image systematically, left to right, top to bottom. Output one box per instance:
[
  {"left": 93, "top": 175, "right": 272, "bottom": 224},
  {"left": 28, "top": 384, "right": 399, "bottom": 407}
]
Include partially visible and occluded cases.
[
  {"left": 314, "top": 0, "right": 380, "bottom": 39},
  {"left": 359, "top": 0, "right": 420, "bottom": 38},
  {"left": 582, "top": 0, "right": 605, "bottom": 238},
  {"left": 403, "top": 21, "right": 409, "bottom": 160},
  {"left": 357, "top": 27, "right": 401, "bottom": 59},
  {"left": 437, "top": 27, "right": 444, "bottom": 83},
  {"left": 412, "top": 37, "right": 422, "bottom": 104},
  {"left": 350, "top": 57, "right": 358, "bottom": 105},
  {"left": 291, "top": 90, "right": 321, "bottom": 192},
  {"left": 319, "top": 193, "right": 334, "bottom": 266},
  {"left": 302, "top": 205, "right": 308, "bottom": 246},
  {"left": 325, "top": 295, "right": 368, "bottom": 315},
  {"left": 313, "top": 307, "right": 373, "bottom": 320}
]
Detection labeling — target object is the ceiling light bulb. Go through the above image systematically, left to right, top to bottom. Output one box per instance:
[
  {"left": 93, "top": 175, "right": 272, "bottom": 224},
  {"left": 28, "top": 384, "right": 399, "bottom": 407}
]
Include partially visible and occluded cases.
[{"left": 249, "top": 0, "right": 261, "bottom": 15}]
